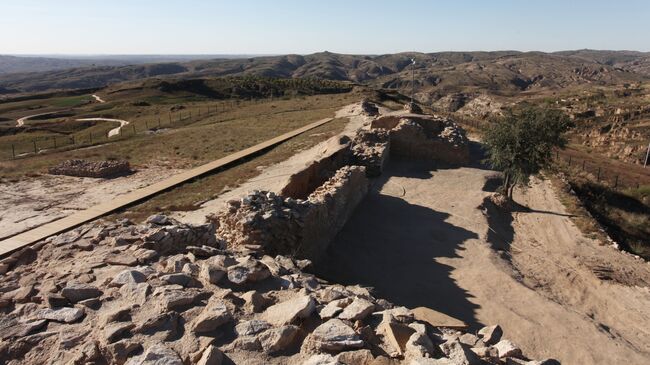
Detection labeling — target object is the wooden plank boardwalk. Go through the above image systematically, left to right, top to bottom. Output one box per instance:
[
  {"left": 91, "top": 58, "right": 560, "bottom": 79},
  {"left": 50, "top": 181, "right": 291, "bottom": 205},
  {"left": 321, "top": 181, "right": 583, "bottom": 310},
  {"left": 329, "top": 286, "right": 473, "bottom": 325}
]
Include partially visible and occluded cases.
[{"left": 0, "top": 117, "right": 334, "bottom": 257}]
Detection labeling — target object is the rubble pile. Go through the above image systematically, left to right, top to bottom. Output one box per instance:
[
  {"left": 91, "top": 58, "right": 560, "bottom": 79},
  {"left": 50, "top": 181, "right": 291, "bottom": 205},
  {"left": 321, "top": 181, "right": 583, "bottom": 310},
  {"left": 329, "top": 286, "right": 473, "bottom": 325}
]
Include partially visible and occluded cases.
[
  {"left": 360, "top": 99, "right": 379, "bottom": 116},
  {"left": 403, "top": 102, "right": 423, "bottom": 114},
  {"left": 390, "top": 118, "right": 470, "bottom": 164},
  {"left": 349, "top": 130, "right": 390, "bottom": 177},
  {"left": 48, "top": 159, "right": 131, "bottom": 178},
  {"left": 214, "top": 166, "right": 368, "bottom": 260},
  {"left": 212, "top": 191, "right": 310, "bottom": 255},
  {"left": 0, "top": 215, "right": 558, "bottom": 365}
]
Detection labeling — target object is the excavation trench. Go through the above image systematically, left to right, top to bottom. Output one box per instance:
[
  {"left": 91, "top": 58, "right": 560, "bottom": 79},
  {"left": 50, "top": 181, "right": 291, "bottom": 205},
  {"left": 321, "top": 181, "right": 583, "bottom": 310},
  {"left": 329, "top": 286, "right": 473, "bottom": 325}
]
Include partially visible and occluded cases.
[{"left": 213, "top": 112, "right": 471, "bottom": 263}]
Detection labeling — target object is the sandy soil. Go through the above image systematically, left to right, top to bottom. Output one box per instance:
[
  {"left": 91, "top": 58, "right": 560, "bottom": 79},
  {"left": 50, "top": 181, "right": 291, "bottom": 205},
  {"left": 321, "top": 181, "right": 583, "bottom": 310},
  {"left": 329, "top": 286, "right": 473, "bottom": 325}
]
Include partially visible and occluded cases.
[
  {"left": 315, "top": 152, "right": 650, "bottom": 365},
  {"left": 0, "top": 167, "right": 181, "bottom": 239}
]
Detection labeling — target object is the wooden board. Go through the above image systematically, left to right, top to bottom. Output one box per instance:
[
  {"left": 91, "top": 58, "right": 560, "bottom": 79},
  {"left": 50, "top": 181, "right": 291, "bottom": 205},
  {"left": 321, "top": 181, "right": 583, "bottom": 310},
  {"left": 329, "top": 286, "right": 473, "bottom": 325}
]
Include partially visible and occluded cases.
[{"left": 0, "top": 117, "right": 334, "bottom": 257}]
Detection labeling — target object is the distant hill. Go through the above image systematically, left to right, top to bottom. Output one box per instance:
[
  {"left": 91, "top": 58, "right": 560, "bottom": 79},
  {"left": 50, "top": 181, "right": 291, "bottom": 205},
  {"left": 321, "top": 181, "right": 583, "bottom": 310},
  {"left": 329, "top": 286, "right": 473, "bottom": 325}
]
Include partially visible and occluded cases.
[
  {"left": 1, "top": 50, "right": 649, "bottom": 98},
  {"left": 0, "top": 54, "right": 257, "bottom": 75},
  {"left": 0, "top": 55, "right": 133, "bottom": 74}
]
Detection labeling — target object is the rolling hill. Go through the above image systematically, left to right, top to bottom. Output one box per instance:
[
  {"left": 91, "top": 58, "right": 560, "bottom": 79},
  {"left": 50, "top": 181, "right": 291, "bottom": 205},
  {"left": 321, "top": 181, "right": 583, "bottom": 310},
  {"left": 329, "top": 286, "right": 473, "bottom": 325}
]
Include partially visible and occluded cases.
[{"left": 1, "top": 50, "right": 649, "bottom": 99}]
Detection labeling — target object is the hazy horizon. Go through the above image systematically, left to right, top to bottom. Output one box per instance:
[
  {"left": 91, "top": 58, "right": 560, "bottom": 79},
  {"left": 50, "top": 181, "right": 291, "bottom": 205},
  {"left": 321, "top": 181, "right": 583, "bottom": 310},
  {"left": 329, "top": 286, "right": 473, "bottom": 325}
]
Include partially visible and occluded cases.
[
  {"left": 2, "top": 0, "right": 649, "bottom": 54},
  {"left": 4, "top": 48, "right": 649, "bottom": 58}
]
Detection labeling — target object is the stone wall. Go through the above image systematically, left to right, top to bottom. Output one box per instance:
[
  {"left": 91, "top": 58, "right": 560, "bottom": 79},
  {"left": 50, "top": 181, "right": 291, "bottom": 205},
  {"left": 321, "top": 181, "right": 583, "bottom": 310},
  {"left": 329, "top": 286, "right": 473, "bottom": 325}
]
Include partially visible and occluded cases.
[
  {"left": 373, "top": 116, "right": 470, "bottom": 165},
  {"left": 349, "top": 129, "right": 390, "bottom": 177},
  {"left": 280, "top": 136, "right": 351, "bottom": 199},
  {"left": 48, "top": 159, "right": 131, "bottom": 178},
  {"left": 213, "top": 166, "right": 369, "bottom": 261},
  {"left": 300, "top": 166, "right": 369, "bottom": 260}
]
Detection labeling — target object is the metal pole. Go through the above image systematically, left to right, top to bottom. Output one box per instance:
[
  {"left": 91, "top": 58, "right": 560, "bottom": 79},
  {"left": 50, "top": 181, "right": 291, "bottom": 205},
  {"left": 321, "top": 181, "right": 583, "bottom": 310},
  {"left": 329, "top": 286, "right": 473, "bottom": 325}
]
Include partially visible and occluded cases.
[{"left": 411, "top": 58, "right": 415, "bottom": 104}]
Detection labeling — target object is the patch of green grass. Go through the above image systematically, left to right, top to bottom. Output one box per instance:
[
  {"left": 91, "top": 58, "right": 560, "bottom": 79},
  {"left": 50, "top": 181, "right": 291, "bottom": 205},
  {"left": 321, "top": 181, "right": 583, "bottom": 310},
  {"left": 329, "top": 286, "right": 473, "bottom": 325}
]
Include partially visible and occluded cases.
[{"left": 50, "top": 95, "right": 93, "bottom": 108}]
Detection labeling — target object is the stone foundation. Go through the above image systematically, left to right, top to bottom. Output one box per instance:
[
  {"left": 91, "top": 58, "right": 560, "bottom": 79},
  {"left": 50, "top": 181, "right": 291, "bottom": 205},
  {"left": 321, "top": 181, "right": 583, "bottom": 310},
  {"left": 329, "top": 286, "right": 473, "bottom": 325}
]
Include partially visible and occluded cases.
[
  {"left": 48, "top": 159, "right": 131, "bottom": 178},
  {"left": 213, "top": 166, "right": 369, "bottom": 261}
]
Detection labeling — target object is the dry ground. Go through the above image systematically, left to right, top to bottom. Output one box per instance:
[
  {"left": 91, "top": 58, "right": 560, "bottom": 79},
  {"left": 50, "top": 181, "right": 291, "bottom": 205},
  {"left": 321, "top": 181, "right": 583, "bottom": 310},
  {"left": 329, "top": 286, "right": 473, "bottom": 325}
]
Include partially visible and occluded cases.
[
  {"left": 0, "top": 93, "right": 365, "bottom": 238},
  {"left": 315, "top": 149, "right": 650, "bottom": 365}
]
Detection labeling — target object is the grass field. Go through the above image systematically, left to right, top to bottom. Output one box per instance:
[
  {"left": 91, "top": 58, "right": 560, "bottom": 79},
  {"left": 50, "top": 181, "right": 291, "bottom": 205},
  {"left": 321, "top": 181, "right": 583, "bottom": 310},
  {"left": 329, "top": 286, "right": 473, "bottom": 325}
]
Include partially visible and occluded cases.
[
  {"left": 0, "top": 90, "right": 365, "bottom": 179},
  {"left": 113, "top": 117, "right": 351, "bottom": 221}
]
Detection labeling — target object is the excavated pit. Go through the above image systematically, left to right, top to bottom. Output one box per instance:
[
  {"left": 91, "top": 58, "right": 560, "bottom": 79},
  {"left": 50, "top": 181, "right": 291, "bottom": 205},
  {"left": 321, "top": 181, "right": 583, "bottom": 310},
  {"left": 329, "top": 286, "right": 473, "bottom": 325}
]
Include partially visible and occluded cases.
[{"left": 213, "top": 110, "right": 471, "bottom": 263}]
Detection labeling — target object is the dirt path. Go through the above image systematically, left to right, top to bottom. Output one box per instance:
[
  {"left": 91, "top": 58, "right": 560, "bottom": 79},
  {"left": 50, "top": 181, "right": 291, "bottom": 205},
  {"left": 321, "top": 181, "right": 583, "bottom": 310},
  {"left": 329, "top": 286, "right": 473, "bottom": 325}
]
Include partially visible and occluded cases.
[
  {"left": 91, "top": 94, "right": 106, "bottom": 103},
  {"left": 16, "top": 111, "right": 60, "bottom": 127},
  {"left": 75, "top": 117, "right": 129, "bottom": 137},
  {"left": 315, "top": 154, "right": 650, "bottom": 364},
  {"left": 0, "top": 167, "right": 181, "bottom": 239}
]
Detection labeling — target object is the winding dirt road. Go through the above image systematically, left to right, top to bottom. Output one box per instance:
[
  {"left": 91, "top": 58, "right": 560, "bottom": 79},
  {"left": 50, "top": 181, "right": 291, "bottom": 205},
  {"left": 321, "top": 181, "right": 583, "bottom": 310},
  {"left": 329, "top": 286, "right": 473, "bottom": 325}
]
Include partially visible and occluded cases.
[
  {"left": 15, "top": 111, "right": 60, "bottom": 127},
  {"left": 75, "top": 117, "right": 129, "bottom": 137}
]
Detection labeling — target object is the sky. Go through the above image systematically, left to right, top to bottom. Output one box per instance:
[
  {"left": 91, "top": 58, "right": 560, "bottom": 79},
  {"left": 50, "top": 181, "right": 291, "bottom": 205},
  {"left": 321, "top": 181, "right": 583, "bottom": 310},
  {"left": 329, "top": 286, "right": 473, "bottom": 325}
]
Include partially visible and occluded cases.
[{"left": 1, "top": 0, "right": 649, "bottom": 55}]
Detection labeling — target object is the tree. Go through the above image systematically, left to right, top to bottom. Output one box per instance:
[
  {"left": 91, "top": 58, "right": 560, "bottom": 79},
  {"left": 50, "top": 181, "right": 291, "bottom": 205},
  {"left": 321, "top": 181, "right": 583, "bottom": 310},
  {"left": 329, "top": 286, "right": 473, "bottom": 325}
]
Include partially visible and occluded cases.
[{"left": 484, "top": 107, "right": 572, "bottom": 199}]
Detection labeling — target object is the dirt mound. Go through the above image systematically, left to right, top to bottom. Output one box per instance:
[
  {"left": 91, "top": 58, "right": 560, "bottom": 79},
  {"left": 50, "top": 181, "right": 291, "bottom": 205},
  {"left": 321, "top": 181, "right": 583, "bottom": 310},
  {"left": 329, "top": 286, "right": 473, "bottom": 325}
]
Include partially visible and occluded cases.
[{"left": 48, "top": 159, "right": 131, "bottom": 178}]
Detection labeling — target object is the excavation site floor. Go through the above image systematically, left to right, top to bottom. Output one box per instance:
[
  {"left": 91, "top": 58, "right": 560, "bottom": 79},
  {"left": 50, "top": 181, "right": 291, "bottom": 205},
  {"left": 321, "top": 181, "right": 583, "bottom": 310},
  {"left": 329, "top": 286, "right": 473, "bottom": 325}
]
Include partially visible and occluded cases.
[{"left": 315, "top": 152, "right": 650, "bottom": 365}]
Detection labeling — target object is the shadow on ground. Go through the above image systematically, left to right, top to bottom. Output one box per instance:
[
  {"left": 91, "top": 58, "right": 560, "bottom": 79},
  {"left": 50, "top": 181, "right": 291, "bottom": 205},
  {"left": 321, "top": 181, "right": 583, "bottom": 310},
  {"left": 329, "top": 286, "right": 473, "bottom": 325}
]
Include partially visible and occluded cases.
[{"left": 314, "top": 164, "right": 482, "bottom": 329}]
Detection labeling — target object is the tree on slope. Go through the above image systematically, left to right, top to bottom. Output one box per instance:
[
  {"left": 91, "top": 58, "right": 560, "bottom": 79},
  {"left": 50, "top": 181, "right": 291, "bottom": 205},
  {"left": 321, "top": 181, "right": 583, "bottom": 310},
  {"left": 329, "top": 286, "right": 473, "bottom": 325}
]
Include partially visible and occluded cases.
[{"left": 484, "top": 107, "right": 571, "bottom": 199}]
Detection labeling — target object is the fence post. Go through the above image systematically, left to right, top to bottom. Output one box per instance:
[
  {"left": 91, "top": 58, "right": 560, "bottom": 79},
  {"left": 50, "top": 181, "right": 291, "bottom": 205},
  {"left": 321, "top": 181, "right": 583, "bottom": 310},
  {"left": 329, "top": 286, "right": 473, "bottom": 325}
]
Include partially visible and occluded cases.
[
  {"left": 159, "top": 117, "right": 162, "bottom": 128},
  {"left": 146, "top": 120, "right": 149, "bottom": 129},
  {"left": 132, "top": 124, "right": 135, "bottom": 134},
  {"left": 90, "top": 132, "right": 92, "bottom": 144},
  {"left": 72, "top": 135, "right": 75, "bottom": 145},
  {"left": 53, "top": 136, "right": 57, "bottom": 149},
  {"left": 33, "top": 140, "right": 37, "bottom": 153},
  {"left": 11, "top": 144, "right": 15, "bottom": 159},
  {"left": 556, "top": 150, "right": 559, "bottom": 159},
  {"left": 568, "top": 156, "right": 572, "bottom": 166},
  {"left": 582, "top": 160, "right": 586, "bottom": 171},
  {"left": 597, "top": 167, "right": 601, "bottom": 181},
  {"left": 614, "top": 175, "right": 619, "bottom": 189}
]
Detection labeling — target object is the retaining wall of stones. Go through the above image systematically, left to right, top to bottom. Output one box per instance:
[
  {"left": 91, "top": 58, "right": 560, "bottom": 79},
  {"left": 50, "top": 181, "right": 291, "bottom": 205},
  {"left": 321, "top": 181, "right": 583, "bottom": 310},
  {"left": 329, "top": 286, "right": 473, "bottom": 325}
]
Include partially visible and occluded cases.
[{"left": 48, "top": 159, "right": 131, "bottom": 178}]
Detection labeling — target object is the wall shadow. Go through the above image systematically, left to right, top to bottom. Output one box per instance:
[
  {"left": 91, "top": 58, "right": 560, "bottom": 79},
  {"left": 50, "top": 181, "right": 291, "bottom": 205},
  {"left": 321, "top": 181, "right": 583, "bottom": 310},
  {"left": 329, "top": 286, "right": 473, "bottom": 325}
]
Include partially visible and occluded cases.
[{"left": 314, "top": 169, "right": 482, "bottom": 329}]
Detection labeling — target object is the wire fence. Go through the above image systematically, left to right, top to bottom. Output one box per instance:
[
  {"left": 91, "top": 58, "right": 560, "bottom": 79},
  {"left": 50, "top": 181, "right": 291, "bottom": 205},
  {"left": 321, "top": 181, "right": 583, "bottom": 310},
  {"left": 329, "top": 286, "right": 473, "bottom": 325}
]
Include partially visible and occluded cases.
[
  {"left": 1, "top": 97, "right": 277, "bottom": 161},
  {"left": 450, "top": 117, "right": 648, "bottom": 191},
  {"left": 554, "top": 150, "right": 647, "bottom": 191}
]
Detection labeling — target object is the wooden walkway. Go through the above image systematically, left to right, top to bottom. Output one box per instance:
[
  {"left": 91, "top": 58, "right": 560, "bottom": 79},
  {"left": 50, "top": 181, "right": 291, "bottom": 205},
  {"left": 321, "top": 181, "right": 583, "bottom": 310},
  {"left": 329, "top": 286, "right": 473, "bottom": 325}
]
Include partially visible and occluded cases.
[{"left": 0, "top": 117, "right": 334, "bottom": 257}]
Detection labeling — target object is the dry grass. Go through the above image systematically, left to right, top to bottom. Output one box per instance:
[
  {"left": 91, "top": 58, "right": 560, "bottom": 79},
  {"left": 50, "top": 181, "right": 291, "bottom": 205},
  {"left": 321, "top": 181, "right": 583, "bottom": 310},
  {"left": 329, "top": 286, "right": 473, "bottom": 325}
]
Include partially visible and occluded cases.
[
  {"left": 0, "top": 91, "right": 363, "bottom": 179},
  {"left": 115, "top": 117, "right": 350, "bottom": 222},
  {"left": 549, "top": 166, "right": 650, "bottom": 259},
  {"left": 548, "top": 173, "right": 607, "bottom": 241}
]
